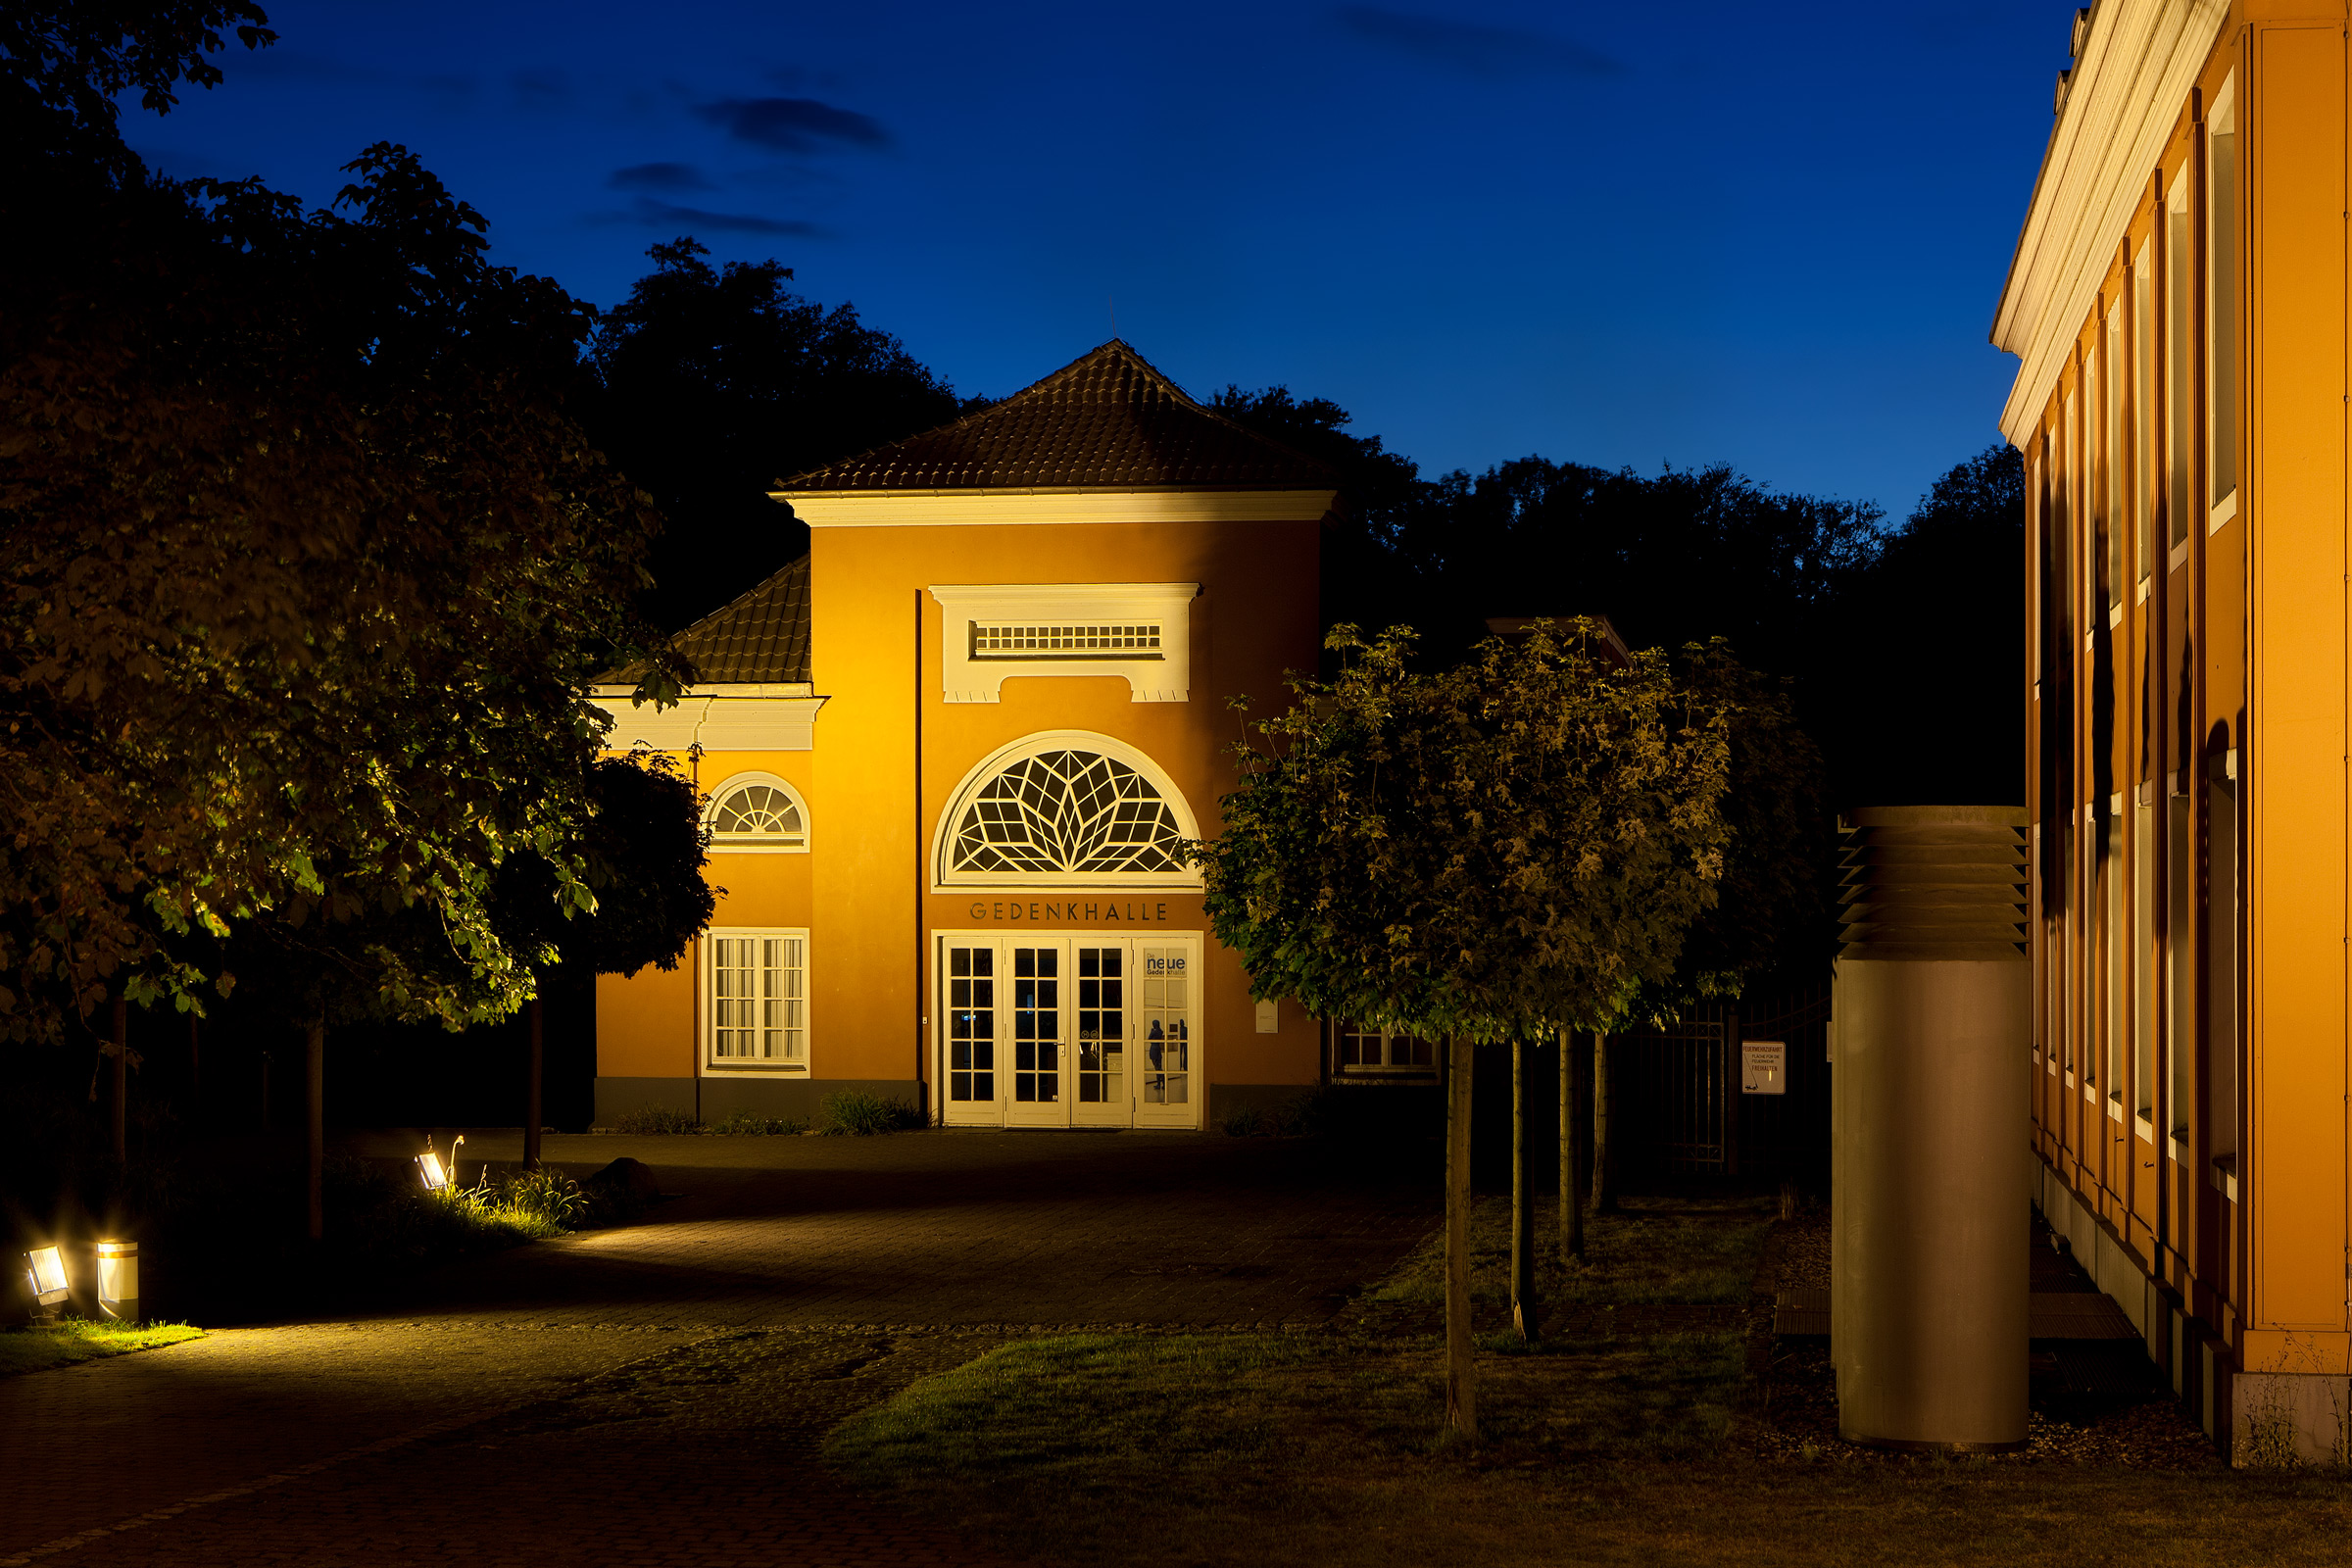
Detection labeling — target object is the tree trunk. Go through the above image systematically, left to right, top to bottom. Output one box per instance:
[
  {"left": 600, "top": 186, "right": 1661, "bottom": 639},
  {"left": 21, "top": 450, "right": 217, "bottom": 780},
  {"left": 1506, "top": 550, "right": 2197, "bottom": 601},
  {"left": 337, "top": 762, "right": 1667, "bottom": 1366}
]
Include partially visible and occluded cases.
[
  {"left": 110, "top": 997, "right": 127, "bottom": 1163},
  {"left": 525, "top": 997, "right": 545, "bottom": 1172},
  {"left": 188, "top": 1012, "right": 201, "bottom": 1102},
  {"left": 306, "top": 1018, "right": 325, "bottom": 1243},
  {"left": 1559, "top": 1026, "right": 1586, "bottom": 1262},
  {"left": 1590, "top": 1031, "right": 1615, "bottom": 1215},
  {"left": 1445, "top": 1034, "right": 1479, "bottom": 1441},
  {"left": 1510, "top": 1037, "right": 1536, "bottom": 1340}
]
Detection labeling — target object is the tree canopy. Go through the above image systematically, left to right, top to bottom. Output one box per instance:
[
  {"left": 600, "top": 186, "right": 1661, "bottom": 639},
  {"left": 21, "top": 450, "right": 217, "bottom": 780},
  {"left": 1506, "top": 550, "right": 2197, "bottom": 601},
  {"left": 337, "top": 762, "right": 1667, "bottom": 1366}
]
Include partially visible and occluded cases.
[
  {"left": 1, "top": 25, "right": 691, "bottom": 1045},
  {"left": 582, "top": 240, "right": 968, "bottom": 629},
  {"left": 1191, "top": 621, "right": 1734, "bottom": 1042}
]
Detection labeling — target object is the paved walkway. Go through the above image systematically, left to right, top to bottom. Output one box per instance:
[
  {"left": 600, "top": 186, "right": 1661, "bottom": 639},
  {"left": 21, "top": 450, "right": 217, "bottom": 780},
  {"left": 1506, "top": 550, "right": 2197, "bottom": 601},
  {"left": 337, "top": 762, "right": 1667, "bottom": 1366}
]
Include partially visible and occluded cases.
[{"left": 5, "top": 1130, "right": 1434, "bottom": 1566}]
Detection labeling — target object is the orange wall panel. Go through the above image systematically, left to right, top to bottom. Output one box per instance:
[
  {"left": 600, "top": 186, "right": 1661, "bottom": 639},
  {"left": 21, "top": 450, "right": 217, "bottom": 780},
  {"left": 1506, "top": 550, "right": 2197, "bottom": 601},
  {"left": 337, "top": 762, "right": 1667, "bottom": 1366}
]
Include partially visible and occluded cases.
[{"left": 2247, "top": 24, "right": 2347, "bottom": 1332}]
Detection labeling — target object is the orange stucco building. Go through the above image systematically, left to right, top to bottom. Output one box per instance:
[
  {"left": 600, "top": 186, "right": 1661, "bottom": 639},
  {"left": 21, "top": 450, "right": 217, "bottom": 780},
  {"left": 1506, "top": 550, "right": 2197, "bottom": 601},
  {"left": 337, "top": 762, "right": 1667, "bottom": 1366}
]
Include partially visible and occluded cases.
[
  {"left": 1993, "top": 0, "right": 2352, "bottom": 1458},
  {"left": 590, "top": 342, "right": 1350, "bottom": 1132}
]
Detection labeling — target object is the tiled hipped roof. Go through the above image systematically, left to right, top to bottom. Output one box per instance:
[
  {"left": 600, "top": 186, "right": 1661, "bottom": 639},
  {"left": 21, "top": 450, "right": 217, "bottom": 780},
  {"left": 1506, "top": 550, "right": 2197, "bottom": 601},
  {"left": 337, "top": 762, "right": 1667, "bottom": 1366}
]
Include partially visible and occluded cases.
[
  {"left": 776, "top": 339, "right": 1334, "bottom": 492},
  {"left": 664, "top": 554, "right": 810, "bottom": 684}
]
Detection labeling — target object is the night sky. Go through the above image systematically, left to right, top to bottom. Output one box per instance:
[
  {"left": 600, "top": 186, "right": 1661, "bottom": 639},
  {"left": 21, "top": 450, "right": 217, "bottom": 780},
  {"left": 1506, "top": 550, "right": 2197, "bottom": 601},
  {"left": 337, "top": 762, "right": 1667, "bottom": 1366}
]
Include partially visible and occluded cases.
[{"left": 127, "top": 1, "right": 2068, "bottom": 516}]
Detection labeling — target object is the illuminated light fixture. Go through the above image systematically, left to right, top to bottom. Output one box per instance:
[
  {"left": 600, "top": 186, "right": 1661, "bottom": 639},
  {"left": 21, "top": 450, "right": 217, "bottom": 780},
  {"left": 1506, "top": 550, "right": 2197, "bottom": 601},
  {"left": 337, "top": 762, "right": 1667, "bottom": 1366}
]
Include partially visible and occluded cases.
[
  {"left": 418, "top": 1133, "right": 465, "bottom": 1192},
  {"left": 95, "top": 1240, "right": 139, "bottom": 1324},
  {"left": 24, "top": 1245, "right": 69, "bottom": 1321}
]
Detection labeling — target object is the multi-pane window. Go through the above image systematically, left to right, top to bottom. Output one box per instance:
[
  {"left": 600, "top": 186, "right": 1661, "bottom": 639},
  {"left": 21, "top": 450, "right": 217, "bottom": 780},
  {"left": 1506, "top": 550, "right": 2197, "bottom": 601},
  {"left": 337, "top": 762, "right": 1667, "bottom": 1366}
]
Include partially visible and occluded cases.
[
  {"left": 2102, "top": 304, "right": 2122, "bottom": 612},
  {"left": 971, "top": 622, "right": 1162, "bottom": 658},
  {"left": 709, "top": 777, "right": 808, "bottom": 851},
  {"left": 710, "top": 933, "right": 808, "bottom": 1066},
  {"left": 948, "top": 946, "right": 998, "bottom": 1102},
  {"left": 1075, "top": 947, "right": 1125, "bottom": 1104},
  {"left": 1336, "top": 1022, "right": 1436, "bottom": 1073}
]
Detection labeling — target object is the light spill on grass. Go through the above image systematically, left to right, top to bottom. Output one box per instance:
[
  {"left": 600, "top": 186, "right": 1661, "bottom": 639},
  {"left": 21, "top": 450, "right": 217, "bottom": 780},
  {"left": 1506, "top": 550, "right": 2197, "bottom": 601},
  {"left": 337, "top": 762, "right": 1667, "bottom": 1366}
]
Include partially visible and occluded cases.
[
  {"left": 1366, "top": 1193, "right": 1773, "bottom": 1306},
  {"left": 0, "top": 1319, "right": 203, "bottom": 1379},
  {"left": 826, "top": 1328, "right": 1748, "bottom": 1563}
]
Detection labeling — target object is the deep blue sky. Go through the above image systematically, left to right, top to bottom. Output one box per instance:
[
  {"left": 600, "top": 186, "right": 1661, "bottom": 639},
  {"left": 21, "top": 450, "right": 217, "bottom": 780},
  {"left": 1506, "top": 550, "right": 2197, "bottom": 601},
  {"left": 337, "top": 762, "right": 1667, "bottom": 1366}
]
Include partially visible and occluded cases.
[{"left": 127, "top": 1, "right": 2067, "bottom": 518}]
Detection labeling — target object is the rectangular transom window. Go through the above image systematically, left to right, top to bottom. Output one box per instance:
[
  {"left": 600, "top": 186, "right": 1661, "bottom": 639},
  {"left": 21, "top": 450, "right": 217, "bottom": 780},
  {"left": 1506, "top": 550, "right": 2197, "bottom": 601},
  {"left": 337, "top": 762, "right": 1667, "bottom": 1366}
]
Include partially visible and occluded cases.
[
  {"left": 970, "top": 622, "right": 1163, "bottom": 660},
  {"left": 709, "top": 932, "right": 808, "bottom": 1069}
]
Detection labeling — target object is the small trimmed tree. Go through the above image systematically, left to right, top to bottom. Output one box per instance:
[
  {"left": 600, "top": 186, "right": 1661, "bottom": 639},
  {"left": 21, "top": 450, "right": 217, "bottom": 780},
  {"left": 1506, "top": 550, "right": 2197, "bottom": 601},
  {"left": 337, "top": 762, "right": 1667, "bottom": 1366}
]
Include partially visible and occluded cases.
[{"left": 1190, "top": 620, "right": 1733, "bottom": 1439}]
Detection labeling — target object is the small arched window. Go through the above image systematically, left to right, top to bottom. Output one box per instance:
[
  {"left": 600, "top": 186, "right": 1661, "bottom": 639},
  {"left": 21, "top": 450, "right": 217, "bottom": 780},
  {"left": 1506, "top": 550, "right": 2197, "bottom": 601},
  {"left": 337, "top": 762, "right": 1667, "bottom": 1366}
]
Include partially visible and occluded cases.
[{"left": 707, "top": 774, "right": 809, "bottom": 853}]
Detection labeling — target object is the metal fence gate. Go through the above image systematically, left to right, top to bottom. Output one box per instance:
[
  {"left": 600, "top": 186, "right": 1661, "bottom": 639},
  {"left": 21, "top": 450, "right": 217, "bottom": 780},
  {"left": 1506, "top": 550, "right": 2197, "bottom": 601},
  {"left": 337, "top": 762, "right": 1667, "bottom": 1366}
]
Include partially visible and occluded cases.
[{"left": 1612, "top": 981, "right": 1831, "bottom": 1185}]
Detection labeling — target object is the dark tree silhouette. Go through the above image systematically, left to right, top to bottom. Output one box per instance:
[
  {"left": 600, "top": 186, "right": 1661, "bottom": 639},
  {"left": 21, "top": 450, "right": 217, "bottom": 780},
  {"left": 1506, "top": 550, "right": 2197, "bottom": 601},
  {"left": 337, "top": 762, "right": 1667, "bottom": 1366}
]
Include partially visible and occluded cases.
[{"left": 583, "top": 240, "right": 968, "bottom": 630}]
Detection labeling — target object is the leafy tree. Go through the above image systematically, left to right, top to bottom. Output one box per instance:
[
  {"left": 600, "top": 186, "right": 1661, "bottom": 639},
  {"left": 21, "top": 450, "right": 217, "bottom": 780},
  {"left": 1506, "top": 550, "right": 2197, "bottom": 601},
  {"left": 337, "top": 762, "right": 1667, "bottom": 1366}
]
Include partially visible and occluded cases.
[
  {"left": 2, "top": 2, "right": 273, "bottom": 173},
  {"left": 583, "top": 240, "right": 967, "bottom": 628},
  {"left": 1190, "top": 620, "right": 1733, "bottom": 1438},
  {"left": 492, "top": 751, "right": 715, "bottom": 1167}
]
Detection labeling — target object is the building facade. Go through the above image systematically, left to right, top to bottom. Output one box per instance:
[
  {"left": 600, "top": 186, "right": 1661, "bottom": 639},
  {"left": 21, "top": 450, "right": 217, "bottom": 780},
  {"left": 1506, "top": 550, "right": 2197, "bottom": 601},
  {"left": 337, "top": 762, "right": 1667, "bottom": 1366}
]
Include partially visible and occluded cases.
[
  {"left": 1992, "top": 0, "right": 2352, "bottom": 1458},
  {"left": 590, "top": 341, "right": 1349, "bottom": 1131}
]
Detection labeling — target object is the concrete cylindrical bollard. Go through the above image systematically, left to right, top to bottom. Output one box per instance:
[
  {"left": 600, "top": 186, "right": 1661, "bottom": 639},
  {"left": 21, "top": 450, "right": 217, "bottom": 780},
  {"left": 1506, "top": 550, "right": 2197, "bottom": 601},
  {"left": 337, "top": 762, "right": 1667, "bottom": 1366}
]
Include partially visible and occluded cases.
[{"left": 1831, "top": 806, "right": 2029, "bottom": 1452}]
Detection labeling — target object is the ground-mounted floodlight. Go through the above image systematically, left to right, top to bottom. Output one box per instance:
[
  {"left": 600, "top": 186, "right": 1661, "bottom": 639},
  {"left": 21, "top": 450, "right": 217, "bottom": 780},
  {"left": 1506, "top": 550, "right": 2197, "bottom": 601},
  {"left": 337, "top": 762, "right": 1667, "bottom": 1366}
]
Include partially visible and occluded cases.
[
  {"left": 418, "top": 1133, "right": 465, "bottom": 1191},
  {"left": 95, "top": 1240, "right": 139, "bottom": 1324},
  {"left": 24, "top": 1245, "right": 69, "bottom": 1322}
]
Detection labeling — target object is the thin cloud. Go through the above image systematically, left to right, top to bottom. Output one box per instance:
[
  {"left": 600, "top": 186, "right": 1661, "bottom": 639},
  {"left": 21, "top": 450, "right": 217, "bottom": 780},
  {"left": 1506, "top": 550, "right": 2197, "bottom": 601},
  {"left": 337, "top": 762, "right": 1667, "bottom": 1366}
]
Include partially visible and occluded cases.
[
  {"left": 1335, "top": 6, "right": 1619, "bottom": 77},
  {"left": 694, "top": 96, "right": 889, "bottom": 153},
  {"left": 609, "top": 162, "right": 712, "bottom": 193},
  {"left": 603, "top": 196, "right": 823, "bottom": 236}
]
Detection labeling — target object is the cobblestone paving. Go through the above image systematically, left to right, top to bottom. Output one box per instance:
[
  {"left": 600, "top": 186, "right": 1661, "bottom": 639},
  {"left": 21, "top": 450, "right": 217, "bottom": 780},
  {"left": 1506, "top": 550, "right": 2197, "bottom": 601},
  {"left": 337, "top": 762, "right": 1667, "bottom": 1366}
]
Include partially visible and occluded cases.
[{"left": 6, "top": 1131, "right": 1434, "bottom": 1566}]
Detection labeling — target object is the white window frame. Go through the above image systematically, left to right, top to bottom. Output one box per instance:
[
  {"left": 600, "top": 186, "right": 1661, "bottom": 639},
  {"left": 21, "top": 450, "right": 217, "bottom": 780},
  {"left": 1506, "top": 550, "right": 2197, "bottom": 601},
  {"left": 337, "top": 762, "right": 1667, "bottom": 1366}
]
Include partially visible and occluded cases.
[
  {"left": 2206, "top": 74, "right": 2238, "bottom": 532},
  {"left": 929, "top": 583, "right": 1197, "bottom": 704},
  {"left": 932, "top": 729, "right": 1202, "bottom": 890},
  {"left": 705, "top": 771, "right": 811, "bottom": 855},
  {"left": 701, "top": 928, "right": 810, "bottom": 1075},
  {"left": 1332, "top": 1020, "right": 1438, "bottom": 1080}
]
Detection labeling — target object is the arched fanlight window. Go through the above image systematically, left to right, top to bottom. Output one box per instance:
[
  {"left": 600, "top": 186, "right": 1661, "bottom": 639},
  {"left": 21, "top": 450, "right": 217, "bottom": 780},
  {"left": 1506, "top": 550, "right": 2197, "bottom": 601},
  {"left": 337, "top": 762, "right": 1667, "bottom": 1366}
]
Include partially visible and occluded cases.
[
  {"left": 937, "top": 734, "right": 1198, "bottom": 885},
  {"left": 707, "top": 774, "right": 809, "bottom": 853}
]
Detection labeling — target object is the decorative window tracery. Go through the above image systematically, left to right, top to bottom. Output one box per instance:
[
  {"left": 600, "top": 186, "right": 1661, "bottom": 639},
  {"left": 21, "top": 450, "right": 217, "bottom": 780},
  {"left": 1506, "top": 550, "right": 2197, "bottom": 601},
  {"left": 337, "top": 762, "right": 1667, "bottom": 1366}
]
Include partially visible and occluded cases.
[
  {"left": 947, "top": 749, "right": 1187, "bottom": 879},
  {"left": 707, "top": 775, "right": 808, "bottom": 852}
]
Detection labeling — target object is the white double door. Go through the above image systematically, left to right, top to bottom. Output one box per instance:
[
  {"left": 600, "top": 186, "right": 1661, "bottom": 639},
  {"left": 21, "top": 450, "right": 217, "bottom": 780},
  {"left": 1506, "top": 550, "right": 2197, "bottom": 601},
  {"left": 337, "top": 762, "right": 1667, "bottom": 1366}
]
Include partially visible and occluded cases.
[{"left": 937, "top": 932, "right": 1200, "bottom": 1129}]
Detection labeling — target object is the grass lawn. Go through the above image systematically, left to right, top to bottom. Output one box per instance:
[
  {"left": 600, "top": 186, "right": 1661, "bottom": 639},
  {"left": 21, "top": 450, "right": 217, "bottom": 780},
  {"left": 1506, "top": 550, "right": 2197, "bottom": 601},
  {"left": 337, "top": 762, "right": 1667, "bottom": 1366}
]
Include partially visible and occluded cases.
[
  {"left": 1367, "top": 1193, "right": 1773, "bottom": 1307},
  {"left": 824, "top": 1197, "right": 2352, "bottom": 1566},
  {"left": 0, "top": 1319, "right": 203, "bottom": 1379}
]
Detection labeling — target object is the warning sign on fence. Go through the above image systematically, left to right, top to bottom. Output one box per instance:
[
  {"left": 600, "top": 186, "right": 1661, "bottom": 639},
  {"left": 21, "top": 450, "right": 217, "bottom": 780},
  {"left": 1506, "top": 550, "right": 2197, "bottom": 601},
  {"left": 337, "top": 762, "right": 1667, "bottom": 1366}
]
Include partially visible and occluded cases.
[{"left": 1741, "top": 1041, "right": 1787, "bottom": 1095}]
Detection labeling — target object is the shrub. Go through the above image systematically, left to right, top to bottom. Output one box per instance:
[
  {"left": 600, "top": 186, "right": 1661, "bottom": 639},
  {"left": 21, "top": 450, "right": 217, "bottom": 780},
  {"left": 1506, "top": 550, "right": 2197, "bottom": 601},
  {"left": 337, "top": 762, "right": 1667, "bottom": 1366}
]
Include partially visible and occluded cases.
[
  {"left": 818, "top": 1091, "right": 924, "bottom": 1136},
  {"left": 612, "top": 1105, "right": 701, "bottom": 1135},
  {"left": 707, "top": 1111, "right": 809, "bottom": 1136},
  {"left": 501, "top": 1168, "right": 588, "bottom": 1228}
]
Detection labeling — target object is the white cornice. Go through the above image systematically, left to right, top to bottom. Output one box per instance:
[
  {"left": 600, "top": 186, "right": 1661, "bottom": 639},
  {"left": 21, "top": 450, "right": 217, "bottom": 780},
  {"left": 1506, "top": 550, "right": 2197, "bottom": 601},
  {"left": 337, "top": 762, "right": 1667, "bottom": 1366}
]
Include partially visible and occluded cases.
[
  {"left": 1991, "top": 0, "right": 2230, "bottom": 446},
  {"left": 774, "top": 488, "right": 1337, "bottom": 527},
  {"left": 592, "top": 693, "right": 827, "bottom": 753}
]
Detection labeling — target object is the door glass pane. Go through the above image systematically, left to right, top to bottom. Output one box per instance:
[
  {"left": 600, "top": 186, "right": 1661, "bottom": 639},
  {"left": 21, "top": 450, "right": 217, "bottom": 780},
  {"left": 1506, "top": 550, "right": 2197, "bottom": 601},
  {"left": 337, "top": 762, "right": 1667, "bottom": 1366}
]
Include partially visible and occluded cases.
[
  {"left": 948, "top": 945, "right": 995, "bottom": 1102},
  {"left": 1077, "top": 946, "right": 1124, "bottom": 1104},
  {"left": 1140, "top": 946, "right": 1191, "bottom": 1104},
  {"left": 1012, "top": 947, "right": 1061, "bottom": 1102}
]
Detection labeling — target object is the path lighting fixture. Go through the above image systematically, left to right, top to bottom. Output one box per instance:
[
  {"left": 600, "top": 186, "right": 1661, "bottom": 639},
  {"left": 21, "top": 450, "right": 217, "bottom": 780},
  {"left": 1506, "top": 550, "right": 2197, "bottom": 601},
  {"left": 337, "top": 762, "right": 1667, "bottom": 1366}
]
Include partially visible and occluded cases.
[
  {"left": 418, "top": 1134, "right": 465, "bottom": 1192},
  {"left": 96, "top": 1240, "right": 139, "bottom": 1324},
  {"left": 24, "top": 1245, "right": 69, "bottom": 1321}
]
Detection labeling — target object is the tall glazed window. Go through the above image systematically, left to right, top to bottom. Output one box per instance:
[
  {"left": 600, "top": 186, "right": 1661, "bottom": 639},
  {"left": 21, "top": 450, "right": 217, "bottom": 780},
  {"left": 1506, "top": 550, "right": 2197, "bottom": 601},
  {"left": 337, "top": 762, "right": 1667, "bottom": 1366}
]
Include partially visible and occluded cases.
[
  {"left": 2206, "top": 81, "right": 2238, "bottom": 525},
  {"left": 2165, "top": 176, "right": 2191, "bottom": 550},
  {"left": 2132, "top": 247, "right": 2153, "bottom": 589},
  {"left": 2104, "top": 303, "right": 2124, "bottom": 607}
]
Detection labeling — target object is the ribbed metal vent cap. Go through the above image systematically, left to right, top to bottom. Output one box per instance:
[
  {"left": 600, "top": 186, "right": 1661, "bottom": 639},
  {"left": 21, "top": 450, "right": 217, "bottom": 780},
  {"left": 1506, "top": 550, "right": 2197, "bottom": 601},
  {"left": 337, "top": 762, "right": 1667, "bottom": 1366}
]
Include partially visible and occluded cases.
[{"left": 1838, "top": 805, "right": 2028, "bottom": 961}]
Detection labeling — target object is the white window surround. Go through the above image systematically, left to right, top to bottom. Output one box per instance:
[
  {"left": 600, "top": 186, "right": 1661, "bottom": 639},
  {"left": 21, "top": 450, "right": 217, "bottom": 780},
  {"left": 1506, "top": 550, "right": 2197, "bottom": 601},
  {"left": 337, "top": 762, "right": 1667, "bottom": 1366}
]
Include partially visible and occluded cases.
[
  {"left": 929, "top": 584, "right": 1197, "bottom": 704},
  {"left": 590, "top": 684, "right": 826, "bottom": 753},
  {"left": 933, "top": 730, "right": 1202, "bottom": 890},
  {"left": 705, "top": 771, "right": 811, "bottom": 854},
  {"left": 701, "top": 928, "right": 810, "bottom": 1076}
]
